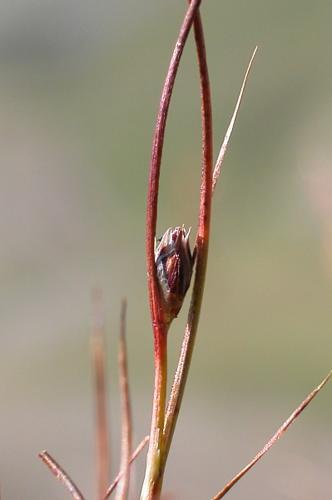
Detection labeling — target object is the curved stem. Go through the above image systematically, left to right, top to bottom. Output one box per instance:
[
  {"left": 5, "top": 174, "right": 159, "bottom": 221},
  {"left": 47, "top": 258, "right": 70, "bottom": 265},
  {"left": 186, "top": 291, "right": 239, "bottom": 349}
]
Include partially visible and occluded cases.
[
  {"left": 146, "top": 0, "right": 202, "bottom": 310},
  {"left": 142, "top": 1, "right": 202, "bottom": 498},
  {"left": 163, "top": 4, "right": 213, "bottom": 462},
  {"left": 211, "top": 370, "right": 332, "bottom": 499},
  {"left": 38, "top": 451, "right": 85, "bottom": 500}
]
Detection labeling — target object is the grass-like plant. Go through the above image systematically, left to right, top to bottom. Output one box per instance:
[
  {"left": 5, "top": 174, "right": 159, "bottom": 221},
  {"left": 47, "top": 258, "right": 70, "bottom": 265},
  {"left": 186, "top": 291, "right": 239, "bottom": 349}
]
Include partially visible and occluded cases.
[{"left": 39, "top": 2, "right": 331, "bottom": 499}]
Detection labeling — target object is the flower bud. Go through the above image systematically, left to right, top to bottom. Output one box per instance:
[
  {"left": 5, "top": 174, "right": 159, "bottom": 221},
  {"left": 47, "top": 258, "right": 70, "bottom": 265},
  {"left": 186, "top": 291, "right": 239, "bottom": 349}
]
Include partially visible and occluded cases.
[{"left": 155, "top": 226, "right": 193, "bottom": 323}]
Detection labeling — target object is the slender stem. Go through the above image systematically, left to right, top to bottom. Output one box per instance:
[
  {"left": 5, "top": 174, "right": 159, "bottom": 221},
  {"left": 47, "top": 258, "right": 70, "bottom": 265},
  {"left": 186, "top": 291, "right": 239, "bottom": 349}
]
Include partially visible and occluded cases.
[
  {"left": 146, "top": 0, "right": 202, "bottom": 327},
  {"left": 142, "top": 1, "right": 202, "bottom": 498},
  {"left": 163, "top": 2, "right": 213, "bottom": 462},
  {"left": 212, "top": 46, "right": 258, "bottom": 192},
  {"left": 91, "top": 288, "right": 110, "bottom": 499},
  {"left": 115, "top": 300, "right": 132, "bottom": 500},
  {"left": 141, "top": 336, "right": 168, "bottom": 500},
  {"left": 212, "top": 370, "right": 332, "bottom": 499},
  {"left": 103, "top": 436, "right": 149, "bottom": 500},
  {"left": 38, "top": 451, "right": 85, "bottom": 500}
]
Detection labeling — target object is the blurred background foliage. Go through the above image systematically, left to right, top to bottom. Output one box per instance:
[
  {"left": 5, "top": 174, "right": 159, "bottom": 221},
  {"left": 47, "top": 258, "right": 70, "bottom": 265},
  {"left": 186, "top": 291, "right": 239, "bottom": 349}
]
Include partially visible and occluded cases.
[{"left": 0, "top": 1, "right": 331, "bottom": 499}]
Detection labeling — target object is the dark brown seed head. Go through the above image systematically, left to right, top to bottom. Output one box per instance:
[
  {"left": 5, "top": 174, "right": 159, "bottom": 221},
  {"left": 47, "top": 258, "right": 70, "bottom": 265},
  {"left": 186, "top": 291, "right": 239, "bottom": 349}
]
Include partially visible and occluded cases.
[{"left": 155, "top": 226, "right": 193, "bottom": 323}]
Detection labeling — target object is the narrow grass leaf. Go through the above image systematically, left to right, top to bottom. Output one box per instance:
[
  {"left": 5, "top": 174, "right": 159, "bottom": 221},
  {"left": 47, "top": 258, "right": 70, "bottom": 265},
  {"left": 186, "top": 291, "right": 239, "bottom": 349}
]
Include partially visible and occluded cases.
[
  {"left": 212, "top": 46, "right": 258, "bottom": 192},
  {"left": 212, "top": 369, "right": 332, "bottom": 499},
  {"left": 38, "top": 450, "right": 85, "bottom": 500}
]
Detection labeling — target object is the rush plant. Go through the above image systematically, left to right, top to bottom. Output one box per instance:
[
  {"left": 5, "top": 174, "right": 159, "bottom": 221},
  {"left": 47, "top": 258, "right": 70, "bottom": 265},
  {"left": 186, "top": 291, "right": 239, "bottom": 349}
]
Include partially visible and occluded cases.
[{"left": 39, "top": 2, "right": 331, "bottom": 500}]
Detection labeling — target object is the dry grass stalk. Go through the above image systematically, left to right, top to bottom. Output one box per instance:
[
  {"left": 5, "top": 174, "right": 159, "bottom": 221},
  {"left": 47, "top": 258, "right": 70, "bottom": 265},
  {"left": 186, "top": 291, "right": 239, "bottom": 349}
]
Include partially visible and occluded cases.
[
  {"left": 212, "top": 46, "right": 258, "bottom": 192},
  {"left": 91, "top": 287, "right": 110, "bottom": 499},
  {"left": 115, "top": 300, "right": 132, "bottom": 500},
  {"left": 212, "top": 370, "right": 332, "bottom": 499},
  {"left": 103, "top": 436, "right": 149, "bottom": 499},
  {"left": 38, "top": 451, "right": 85, "bottom": 500}
]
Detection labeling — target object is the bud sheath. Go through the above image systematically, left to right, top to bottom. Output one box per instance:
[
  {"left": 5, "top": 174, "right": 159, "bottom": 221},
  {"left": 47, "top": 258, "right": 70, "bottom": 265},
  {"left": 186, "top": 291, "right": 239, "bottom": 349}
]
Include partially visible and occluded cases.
[{"left": 155, "top": 226, "right": 193, "bottom": 324}]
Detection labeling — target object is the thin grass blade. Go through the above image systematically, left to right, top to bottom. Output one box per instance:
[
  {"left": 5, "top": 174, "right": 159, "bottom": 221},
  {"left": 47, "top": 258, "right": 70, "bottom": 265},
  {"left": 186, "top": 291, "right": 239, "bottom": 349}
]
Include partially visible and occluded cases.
[
  {"left": 212, "top": 46, "right": 258, "bottom": 192},
  {"left": 91, "top": 287, "right": 110, "bottom": 499},
  {"left": 115, "top": 300, "right": 132, "bottom": 500},
  {"left": 212, "top": 369, "right": 332, "bottom": 499},
  {"left": 103, "top": 436, "right": 149, "bottom": 499},
  {"left": 38, "top": 451, "right": 85, "bottom": 500}
]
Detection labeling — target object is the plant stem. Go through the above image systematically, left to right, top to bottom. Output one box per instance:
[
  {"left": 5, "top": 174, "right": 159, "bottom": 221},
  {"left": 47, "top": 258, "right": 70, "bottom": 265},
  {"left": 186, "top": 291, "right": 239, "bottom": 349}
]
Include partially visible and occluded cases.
[
  {"left": 142, "top": 1, "right": 202, "bottom": 498},
  {"left": 163, "top": 3, "right": 213, "bottom": 464},
  {"left": 91, "top": 288, "right": 110, "bottom": 500},
  {"left": 116, "top": 300, "right": 132, "bottom": 500},
  {"left": 140, "top": 333, "right": 168, "bottom": 500},
  {"left": 211, "top": 370, "right": 332, "bottom": 499},
  {"left": 103, "top": 436, "right": 149, "bottom": 499},
  {"left": 38, "top": 451, "right": 85, "bottom": 500}
]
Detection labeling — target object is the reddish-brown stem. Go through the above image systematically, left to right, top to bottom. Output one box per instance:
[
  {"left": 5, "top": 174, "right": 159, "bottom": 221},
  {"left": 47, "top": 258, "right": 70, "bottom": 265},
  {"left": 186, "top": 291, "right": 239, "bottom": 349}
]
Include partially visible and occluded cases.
[
  {"left": 146, "top": 0, "right": 202, "bottom": 328},
  {"left": 142, "top": 1, "right": 202, "bottom": 498},
  {"left": 163, "top": 3, "right": 213, "bottom": 461},
  {"left": 91, "top": 288, "right": 110, "bottom": 499},
  {"left": 115, "top": 300, "right": 132, "bottom": 500},
  {"left": 141, "top": 333, "right": 167, "bottom": 500},
  {"left": 212, "top": 370, "right": 332, "bottom": 499},
  {"left": 103, "top": 436, "right": 149, "bottom": 500},
  {"left": 38, "top": 451, "right": 85, "bottom": 500}
]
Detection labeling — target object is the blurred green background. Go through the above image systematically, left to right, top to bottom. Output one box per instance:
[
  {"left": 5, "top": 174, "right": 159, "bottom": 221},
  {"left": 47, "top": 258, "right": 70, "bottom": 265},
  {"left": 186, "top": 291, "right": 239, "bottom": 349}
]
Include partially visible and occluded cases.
[{"left": 0, "top": 1, "right": 331, "bottom": 498}]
